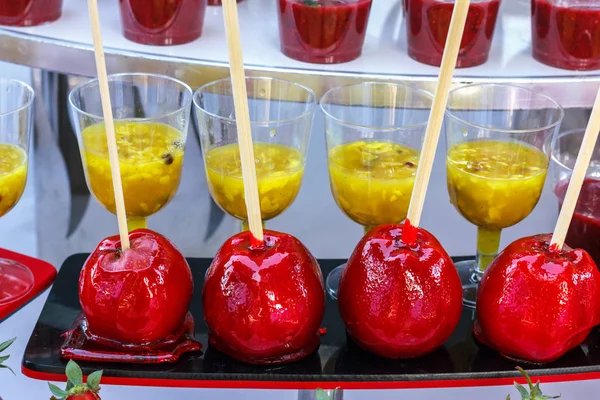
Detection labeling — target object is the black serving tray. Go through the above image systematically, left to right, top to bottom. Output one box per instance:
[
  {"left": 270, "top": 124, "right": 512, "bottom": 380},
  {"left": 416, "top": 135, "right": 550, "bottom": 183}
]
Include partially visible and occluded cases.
[{"left": 21, "top": 255, "right": 600, "bottom": 389}]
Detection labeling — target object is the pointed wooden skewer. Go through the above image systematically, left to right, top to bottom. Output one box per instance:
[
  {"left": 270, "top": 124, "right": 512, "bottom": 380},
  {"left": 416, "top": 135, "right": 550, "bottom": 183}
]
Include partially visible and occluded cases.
[
  {"left": 86, "top": 0, "right": 130, "bottom": 250},
  {"left": 221, "top": 0, "right": 264, "bottom": 244},
  {"left": 403, "top": 0, "right": 471, "bottom": 244},
  {"left": 550, "top": 87, "right": 600, "bottom": 251}
]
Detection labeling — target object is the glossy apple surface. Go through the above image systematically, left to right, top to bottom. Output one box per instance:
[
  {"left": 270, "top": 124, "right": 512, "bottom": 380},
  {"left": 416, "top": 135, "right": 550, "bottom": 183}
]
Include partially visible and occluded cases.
[
  {"left": 338, "top": 224, "right": 462, "bottom": 359},
  {"left": 79, "top": 229, "right": 193, "bottom": 345},
  {"left": 203, "top": 230, "right": 325, "bottom": 364},
  {"left": 475, "top": 234, "right": 600, "bottom": 363}
]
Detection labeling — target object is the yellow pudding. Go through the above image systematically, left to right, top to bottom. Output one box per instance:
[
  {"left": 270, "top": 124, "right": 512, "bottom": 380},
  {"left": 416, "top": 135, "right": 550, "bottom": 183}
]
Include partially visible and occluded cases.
[
  {"left": 81, "top": 121, "right": 185, "bottom": 220},
  {"left": 328, "top": 140, "right": 419, "bottom": 227},
  {"left": 447, "top": 140, "right": 548, "bottom": 230},
  {"left": 205, "top": 142, "right": 304, "bottom": 221},
  {"left": 0, "top": 144, "right": 27, "bottom": 217}
]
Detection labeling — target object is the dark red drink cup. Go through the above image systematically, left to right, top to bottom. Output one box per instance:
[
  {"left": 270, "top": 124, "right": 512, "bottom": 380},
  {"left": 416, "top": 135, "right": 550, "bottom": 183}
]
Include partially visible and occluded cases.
[
  {"left": 0, "top": 0, "right": 62, "bottom": 26},
  {"left": 119, "top": 0, "right": 207, "bottom": 46},
  {"left": 208, "top": 0, "right": 243, "bottom": 5},
  {"left": 277, "top": 0, "right": 373, "bottom": 64},
  {"left": 406, "top": 0, "right": 501, "bottom": 68},
  {"left": 531, "top": 0, "right": 600, "bottom": 71},
  {"left": 555, "top": 178, "right": 600, "bottom": 267}
]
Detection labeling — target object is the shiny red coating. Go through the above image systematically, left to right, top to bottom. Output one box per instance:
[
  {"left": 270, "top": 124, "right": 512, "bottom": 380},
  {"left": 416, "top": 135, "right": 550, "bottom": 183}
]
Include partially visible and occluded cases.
[
  {"left": 0, "top": 0, "right": 62, "bottom": 26},
  {"left": 338, "top": 224, "right": 462, "bottom": 359},
  {"left": 79, "top": 229, "right": 194, "bottom": 345},
  {"left": 203, "top": 229, "right": 325, "bottom": 365},
  {"left": 475, "top": 234, "right": 600, "bottom": 363}
]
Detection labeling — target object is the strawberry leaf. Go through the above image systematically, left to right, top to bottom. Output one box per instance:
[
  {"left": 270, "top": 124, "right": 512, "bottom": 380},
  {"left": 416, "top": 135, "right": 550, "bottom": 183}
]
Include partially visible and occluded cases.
[
  {"left": 66, "top": 359, "right": 83, "bottom": 385},
  {"left": 510, "top": 367, "right": 561, "bottom": 399},
  {"left": 87, "top": 369, "right": 103, "bottom": 390},
  {"left": 48, "top": 383, "right": 69, "bottom": 399},
  {"left": 316, "top": 388, "right": 330, "bottom": 400}
]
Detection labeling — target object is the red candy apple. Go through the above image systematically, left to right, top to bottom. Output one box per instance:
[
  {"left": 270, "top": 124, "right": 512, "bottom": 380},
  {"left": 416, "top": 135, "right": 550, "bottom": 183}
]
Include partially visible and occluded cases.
[
  {"left": 338, "top": 224, "right": 462, "bottom": 359},
  {"left": 79, "top": 229, "right": 193, "bottom": 345},
  {"left": 203, "top": 229, "right": 325, "bottom": 364},
  {"left": 475, "top": 234, "right": 600, "bottom": 364}
]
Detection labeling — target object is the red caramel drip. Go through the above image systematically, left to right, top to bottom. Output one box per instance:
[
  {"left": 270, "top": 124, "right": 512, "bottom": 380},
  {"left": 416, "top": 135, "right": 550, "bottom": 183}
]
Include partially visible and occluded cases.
[
  {"left": 402, "top": 218, "right": 419, "bottom": 247},
  {"left": 338, "top": 224, "right": 462, "bottom": 359},
  {"left": 203, "top": 229, "right": 325, "bottom": 365},
  {"left": 475, "top": 234, "right": 600, "bottom": 363}
]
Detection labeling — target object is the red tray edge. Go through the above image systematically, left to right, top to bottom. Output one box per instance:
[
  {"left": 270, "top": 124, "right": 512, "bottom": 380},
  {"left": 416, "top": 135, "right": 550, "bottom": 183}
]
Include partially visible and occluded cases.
[{"left": 21, "top": 366, "right": 600, "bottom": 390}]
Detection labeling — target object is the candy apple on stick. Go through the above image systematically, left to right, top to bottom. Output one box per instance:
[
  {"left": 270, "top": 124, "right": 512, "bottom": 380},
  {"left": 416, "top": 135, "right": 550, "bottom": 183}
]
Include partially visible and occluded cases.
[
  {"left": 63, "top": 0, "right": 198, "bottom": 359},
  {"left": 202, "top": 0, "right": 325, "bottom": 365},
  {"left": 338, "top": 0, "right": 469, "bottom": 359},
  {"left": 475, "top": 86, "right": 600, "bottom": 364}
]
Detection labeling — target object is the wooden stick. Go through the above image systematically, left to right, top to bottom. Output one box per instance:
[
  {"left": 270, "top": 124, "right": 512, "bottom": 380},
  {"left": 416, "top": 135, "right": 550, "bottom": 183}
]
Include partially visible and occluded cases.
[
  {"left": 86, "top": 0, "right": 130, "bottom": 250},
  {"left": 221, "top": 0, "right": 264, "bottom": 242},
  {"left": 405, "top": 0, "right": 470, "bottom": 232},
  {"left": 551, "top": 87, "right": 600, "bottom": 250}
]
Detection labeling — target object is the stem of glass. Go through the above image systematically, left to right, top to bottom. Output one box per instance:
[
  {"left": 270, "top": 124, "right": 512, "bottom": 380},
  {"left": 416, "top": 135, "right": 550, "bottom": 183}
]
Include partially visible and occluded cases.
[
  {"left": 127, "top": 217, "right": 147, "bottom": 232},
  {"left": 475, "top": 226, "right": 502, "bottom": 275}
]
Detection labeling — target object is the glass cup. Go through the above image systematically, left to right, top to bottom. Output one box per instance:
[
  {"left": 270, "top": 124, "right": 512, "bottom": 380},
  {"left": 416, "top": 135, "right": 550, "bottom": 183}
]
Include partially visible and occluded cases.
[
  {"left": 0, "top": 0, "right": 62, "bottom": 26},
  {"left": 119, "top": 0, "right": 207, "bottom": 46},
  {"left": 277, "top": 0, "right": 373, "bottom": 64},
  {"left": 406, "top": 0, "right": 502, "bottom": 68},
  {"left": 531, "top": 0, "right": 600, "bottom": 71},
  {"left": 69, "top": 73, "right": 193, "bottom": 232},
  {"left": 194, "top": 77, "right": 317, "bottom": 232},
  {"left": 0, "top": 79, "right": 35, "bottom": 306},
  {"left": 321, "top": 82, "right": 434, "bottom": 299},
  {"left": 445, "top": 83, "right": 564, "bottom": 308},
  {"left": 552, "top": 128, "right": 600, "bottom": 266}
]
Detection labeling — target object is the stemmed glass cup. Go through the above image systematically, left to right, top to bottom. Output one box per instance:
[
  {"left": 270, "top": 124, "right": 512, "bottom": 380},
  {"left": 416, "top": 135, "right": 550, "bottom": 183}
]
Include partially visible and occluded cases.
[
  {"left": 69, "top": 73, "right": 193, "bottom": 231},
  {"left": 193, "top": 77, "right": 317, "bottom": 232},
  {"left": 0, "top": 79, "right": 35, "bottom": 305},
  {"left": 321, "top": 82, "right": 434, "bottom": 299},
  {"left": 445, "top": 83, "right": 564, "bottom": 308},
  {"left": 551, "top": 128, "right": 600, "bottom": 267}
]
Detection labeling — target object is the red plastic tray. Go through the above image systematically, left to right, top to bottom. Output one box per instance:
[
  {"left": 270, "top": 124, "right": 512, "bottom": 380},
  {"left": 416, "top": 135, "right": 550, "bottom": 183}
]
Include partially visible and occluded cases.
[{"left": 0, "top": 248, "right": 57, "bottom": 322}]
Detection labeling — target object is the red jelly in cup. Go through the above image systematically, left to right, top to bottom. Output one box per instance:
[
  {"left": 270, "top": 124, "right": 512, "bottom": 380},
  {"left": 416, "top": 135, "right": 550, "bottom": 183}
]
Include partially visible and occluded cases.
[
  {"left": 0, "top": 0, "right": 62, "bottom": 26},
  {"left": 119, "top": 0, "right": 207, "bottom": 46},
  {"left": 277, "top": 0, "right": 373, "bottom": 64},
  {"left": 406, "top": 0, "right": 501, "bottom": 68},
  {"left": 531, "top": 0, "right": 600, "bottom": 71},
  {"left": 555, "top": 179, "right": 600, "bottom": 267}
]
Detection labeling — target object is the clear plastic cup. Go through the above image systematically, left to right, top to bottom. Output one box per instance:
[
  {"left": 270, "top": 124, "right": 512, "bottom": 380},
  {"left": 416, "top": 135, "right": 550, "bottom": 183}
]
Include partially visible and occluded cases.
[
  {"left": 0, "top": 0, "right": 62, "bottom": 26},
  {"left": 119, "top": 0, "right": 207, "bottom": 46},
  {"left": 406, "top": 0, "right": 502, "bottom": 68},
  {"left": 531, "top": 0, "right": 600, "bottom": 71}
]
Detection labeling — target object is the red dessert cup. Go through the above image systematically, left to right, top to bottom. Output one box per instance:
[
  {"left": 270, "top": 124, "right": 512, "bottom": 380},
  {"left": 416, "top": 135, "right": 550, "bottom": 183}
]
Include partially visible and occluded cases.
[
  {"left": 0, "top": 0, "right": 62, "bottom": 26},
  {"left": 119, "top": 0, "right": 207, "bottom": 46},
  {"left": 208, "top": 0, "right": 243, "bottom": 5},
  {"left": 277, "top": 0, "right": 373, "bottom": 64},
  {"left": 406, "top": 0, "right": 502, "bottom": 68},
  {"left": 531, "top": 0, "right": 600, "bottom": 71}
]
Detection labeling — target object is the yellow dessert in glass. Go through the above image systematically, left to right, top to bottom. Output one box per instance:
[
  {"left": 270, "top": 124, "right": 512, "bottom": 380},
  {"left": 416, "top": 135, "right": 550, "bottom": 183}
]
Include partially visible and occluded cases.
[
  {"left": 81, "top": 121, "right": 185, "bottom": 230},
  {"left": 328, "top": 140, "right": 419, "bottom": 229},
  {"left": 447, "top": 140, "right": 548, "bottom": 269},
  {"left": 205, "top": 142, "right": 304, "bottom": 224},
  {"left": 0, "top": 144, "right": 27, "bottom": 218}
]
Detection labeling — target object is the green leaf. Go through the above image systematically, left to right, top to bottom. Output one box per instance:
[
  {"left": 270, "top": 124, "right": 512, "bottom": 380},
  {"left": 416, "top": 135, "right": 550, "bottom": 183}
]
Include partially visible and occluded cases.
[
  {"left": 0, "top": 337, "right": 16, "bottom": 353},
  {"left": 0, "top": 355, "right": 9, "bottom": 364},
  {"left": 65, "top": 360, "right": 83, "bottom": 385},
  {"left": 0, "top": 364, "right": 15, "bottom": 375},
  {"left": 87, "top": 370, "right": 103, "bottom": 390},
  {"left": 65, "top": 380, "right": 74, "bottom": 391},
  {"left": 533, "top": 381, "right": 544, "bottom": 396},
  {"left": 514, "top": 382, "right": 529, "bottom": 398},
  {"left": 48, "top": 383, "right": 69, "bottom": 399},
  {"left": 316, "top": 388, "right": 330, "bottom": 400},
  {"left": 506, "top": 396, "right": 511, "bottom": 400}
]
